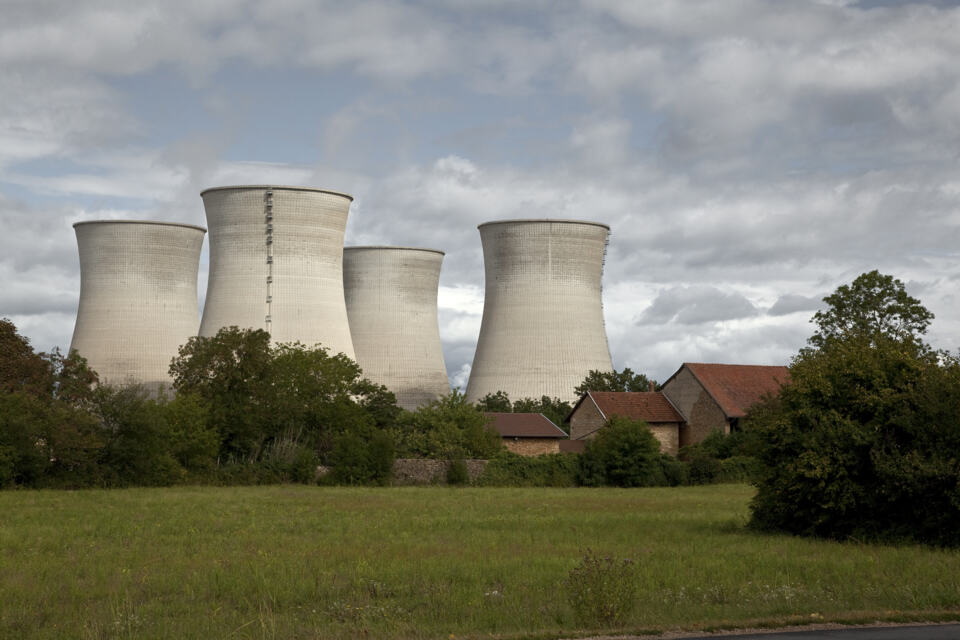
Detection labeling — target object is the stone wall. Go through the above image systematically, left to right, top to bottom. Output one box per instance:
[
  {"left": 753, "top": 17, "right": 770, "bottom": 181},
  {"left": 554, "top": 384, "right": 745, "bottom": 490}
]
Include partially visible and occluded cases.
[
  {"left": 661, "top": 367, "right": 730, "bottom": 447},
  {"left": 569, "top": 397, "right": 605, "bottom": 440},
  {"left": 648, "top": 424, "right": 680, "bottom": 457},
  {"left": 503, "top": 438, "right": 560, "bottom": 456},
  {"left": 391, "top": 458, "right": 488, "bottom": 485}
]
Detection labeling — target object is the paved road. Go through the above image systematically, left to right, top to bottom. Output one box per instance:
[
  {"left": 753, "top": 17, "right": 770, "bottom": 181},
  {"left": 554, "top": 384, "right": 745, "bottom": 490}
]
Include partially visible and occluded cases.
[{"left": 685, "top": 624, "right": 960, "bottom": 639}]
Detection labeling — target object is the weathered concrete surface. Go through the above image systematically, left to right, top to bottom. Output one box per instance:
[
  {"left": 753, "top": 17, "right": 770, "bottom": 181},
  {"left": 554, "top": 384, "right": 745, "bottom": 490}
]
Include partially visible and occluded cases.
[
  {"left": 200, "top": 185, "right": 355, "bottom": 359},
  {"left": 466, "top": 219, "right": 613, "bottom": 404},
  {"left": 70, "top": 220, "right": 205, "bottom": 391},
  {"left": 343, "top": 246, "right": 450, "bottom": 410}
]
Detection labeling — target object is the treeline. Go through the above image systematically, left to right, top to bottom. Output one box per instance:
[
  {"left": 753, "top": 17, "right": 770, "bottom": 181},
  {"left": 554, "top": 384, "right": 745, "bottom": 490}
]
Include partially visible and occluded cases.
[
  {"left": 1, "top": 317, "right": 671, "bottom": 489},
  {"left": 0, "top": 322, "right": 503, "bottom": 487}
]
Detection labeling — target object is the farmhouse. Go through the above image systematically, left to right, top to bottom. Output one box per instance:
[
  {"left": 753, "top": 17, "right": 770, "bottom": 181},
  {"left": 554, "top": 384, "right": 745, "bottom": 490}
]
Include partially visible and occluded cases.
[
  {"left": 660, "top": 363, "right": 790, "bottom": 447},
  {"left": 567, "top": 391, "right": 684, "bottom": 456},
  {"left": 485, "top": 413, "right": 568, "bottom": 456}
]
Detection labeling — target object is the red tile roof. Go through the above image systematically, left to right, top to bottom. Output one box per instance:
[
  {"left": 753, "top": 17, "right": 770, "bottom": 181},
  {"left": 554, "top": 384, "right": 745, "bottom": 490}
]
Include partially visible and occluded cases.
[
  {"left": 681, "top": 363, "right": 790, "bottom": 418},
  {"left": 586, "top": 391, "right": 684, "bottom": 424},
  {"left": 485, "top": 413, "right": 567, "bottom": 438}
]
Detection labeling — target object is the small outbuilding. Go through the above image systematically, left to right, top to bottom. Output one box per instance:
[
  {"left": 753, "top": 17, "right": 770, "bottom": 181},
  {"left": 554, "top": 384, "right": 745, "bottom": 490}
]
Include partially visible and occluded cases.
[
  {"left": 660, "top": 362, "right": 790, "bottom": 447},
  {"left": 566, "top": 391, "right": 684, "bottom": 456},
  {"left": 485, "top": 413, "right": 568, "bottom": 456}
]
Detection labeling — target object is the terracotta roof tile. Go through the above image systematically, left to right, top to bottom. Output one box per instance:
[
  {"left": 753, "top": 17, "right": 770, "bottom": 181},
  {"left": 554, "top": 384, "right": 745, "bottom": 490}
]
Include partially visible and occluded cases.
[
  {"left": 682, "top": 363, "right": 790, "bottom": 418},
  {"left": 588, "top": 391, "right": 684, "bottom": 424},
  {"left": 485, "top": 413, "right": 567, "bottom": 438}
]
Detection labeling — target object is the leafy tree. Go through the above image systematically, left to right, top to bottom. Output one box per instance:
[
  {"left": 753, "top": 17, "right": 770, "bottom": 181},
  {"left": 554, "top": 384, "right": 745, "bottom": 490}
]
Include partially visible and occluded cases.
[
  {"left": 808, "top": 270, "right": 933, "bottom": 349},
  {"left": 748, "top": 271, "right": 960, "bottom": 545},
  {"left": 0, "top": 318, "right": 52, "bottom": 396},
  {"left": 169, "top": 327, "right": 399, "bottom": 462},
  {"left": 170, "top": 327, "right": 273, "bottom": 459},
  {"left": 574, "top": 368, "right": 656, "bottom": 397},
  {"left": 93, "top": 385, "right": 184, "bottom": 486},
  {"left": 395, "top": 390, "right": 502, "bottom": 460},
  {"left": 476, "top": 391, "right": 512, "bottom": 412},
  {"left": 578, "top": 416, "right": 665, "bottom": 487}
]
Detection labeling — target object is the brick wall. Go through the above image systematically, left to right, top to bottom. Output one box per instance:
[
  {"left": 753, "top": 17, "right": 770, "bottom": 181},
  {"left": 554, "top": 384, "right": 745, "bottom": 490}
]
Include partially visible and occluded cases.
[
  {"left": 661, "top": 367, "right": 730, "bottom": 447},
  {"left": 503, "top": 438, "right": 560, "bottom": 456}
]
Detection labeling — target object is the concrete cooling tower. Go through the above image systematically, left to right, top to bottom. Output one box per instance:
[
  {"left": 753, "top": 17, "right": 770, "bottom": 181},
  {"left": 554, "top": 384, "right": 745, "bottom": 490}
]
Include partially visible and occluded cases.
[
  {"left": 199, "top": 185, "right": 355, "bottom": 359},
  {"left": 465, "top": 219, "right": 614, "bottom": 404},
  {"left": 70, "top": 220, "right": 206, "bottom": 391},
  {"left": 343, "top": 247, "right": 450, "bottom": 410}
]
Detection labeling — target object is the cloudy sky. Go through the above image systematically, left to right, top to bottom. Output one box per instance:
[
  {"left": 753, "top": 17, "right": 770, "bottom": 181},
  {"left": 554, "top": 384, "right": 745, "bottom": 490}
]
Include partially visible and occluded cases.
[{"left": 3, "top": 0, "right": 960, "bottom": 388}]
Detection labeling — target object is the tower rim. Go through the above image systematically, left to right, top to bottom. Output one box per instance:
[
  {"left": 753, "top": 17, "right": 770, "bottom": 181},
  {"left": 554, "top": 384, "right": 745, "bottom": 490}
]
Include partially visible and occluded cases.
[
  {"left": 200, "top": 185, "right": 354, "bottom": 201},
  {"left": 477, "top": 218, "right": 610, "bottom": 231},
  {"left": 73, "top": 220, "right": 207, "bottom": 233},
  {"left": 345, "top": 245, "right": 445, "bottom": 256}
]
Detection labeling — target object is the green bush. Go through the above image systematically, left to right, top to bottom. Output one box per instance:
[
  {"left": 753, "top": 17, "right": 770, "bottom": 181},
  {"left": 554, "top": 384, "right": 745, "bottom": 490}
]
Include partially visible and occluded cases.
[
  {"left": 394, "top": 390, "right": 502, "bottom": 460},
  {"left": 578, "top": 416, "right": 665, "bottom": 487},
  {"left": 329, "top": 429, "right": 395, "bottom": 486},
  {"left": 477, "top": 450, "right": 579, "bottom": 487},
  {"left": 687, "top": 452, "right": 723, "bottom": 485},
  {"left": 658, "top": 455, "right": 690, "bottom": 486},
  {"left": 719, "top": 455, "right": 762, "bottom": 483},
  {"left": 446, "top": 459, "right": 469, "bottom": 485},
  {"left": 563, "top": 549, "right": 638, "bottom": 628}
]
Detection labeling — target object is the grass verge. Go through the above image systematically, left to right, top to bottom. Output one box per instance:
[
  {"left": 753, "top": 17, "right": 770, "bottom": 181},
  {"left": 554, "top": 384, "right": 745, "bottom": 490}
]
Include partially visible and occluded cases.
[{"left": 1, "top": 484, "right": 959, "bottom": 639}]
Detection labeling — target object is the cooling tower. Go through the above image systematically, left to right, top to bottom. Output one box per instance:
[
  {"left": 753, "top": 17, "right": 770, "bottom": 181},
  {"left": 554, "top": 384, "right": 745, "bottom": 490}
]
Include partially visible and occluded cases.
[
  {"left": 199, "top": 185, "right": 355, "bottom": 359},
  {"left": 465, "top": 219, "right": 614, "bottom": 404},
  {"left": 70, "top": 220, "right": 206, "bottom": 391},
  {"left": 343, "top": 246, "right": 450, "bottom": 410}
]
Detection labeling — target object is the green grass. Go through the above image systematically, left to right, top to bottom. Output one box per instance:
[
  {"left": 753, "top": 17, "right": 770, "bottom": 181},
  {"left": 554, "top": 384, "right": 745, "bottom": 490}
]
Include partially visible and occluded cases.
[{"left": 1, "top": 484, "right": 959, "bottom": 639}]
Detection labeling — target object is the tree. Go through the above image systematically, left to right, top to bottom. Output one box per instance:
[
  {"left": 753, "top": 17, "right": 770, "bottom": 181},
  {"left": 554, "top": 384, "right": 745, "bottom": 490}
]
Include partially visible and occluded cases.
[
  {"left": 808, "top": 270, "right": 933, "bottom": 349},
  {"left": 747, "top": 271, "right": 960, "bottom": 546},
  {"left": 0, "top": 318, "right": 52, "bottom": 397},
  {"left": 170, "top": 327, "right": 400, "bottom": 463},
  {"left": 574, "top": 368, "right": 655, "bottom": 397},
  {"left": 395, "top": 390, "right": 502, "bottom": 460},
  {"left": 476, "top": 391, "right": 512, "bottom": 412},
  {"left": 578, "top": 416, "right": 665, "bottom": 487}
]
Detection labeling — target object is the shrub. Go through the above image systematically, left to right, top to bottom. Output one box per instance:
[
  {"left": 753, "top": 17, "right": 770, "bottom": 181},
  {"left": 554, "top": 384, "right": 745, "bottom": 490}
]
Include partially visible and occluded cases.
[
  {"left": 394, "top": 390, "right": 502, "bottom": 460},
  {"left": 578, "top": 416, "right": 665, "bottom": 487},
  {"left": 329, "top": 429, "right": 395, "bottom": 486},
  {"left": 477, "top": 450, "right": 579, "bottom": 487},
  {"left": 687, "top": 452, "right": 723, "bottom": 485},
  {"left": 658, "top": 455, "right": 690, "bottom": 486},
  {"left": 446, "top": 459, "right": 469, "bottom": 485},
  {"left": 563, "top": 549, "right": 638, "bottom": 628}
]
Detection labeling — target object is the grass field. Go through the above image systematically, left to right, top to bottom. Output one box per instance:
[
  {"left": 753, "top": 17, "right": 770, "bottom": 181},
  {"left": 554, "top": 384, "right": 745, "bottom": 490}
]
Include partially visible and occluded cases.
[{"left": 2, "top": 484, "right": 959, "bottom": 639}]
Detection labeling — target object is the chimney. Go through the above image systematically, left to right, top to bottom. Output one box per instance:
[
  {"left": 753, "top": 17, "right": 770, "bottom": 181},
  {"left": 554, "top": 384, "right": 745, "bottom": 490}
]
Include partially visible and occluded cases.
[{"left": 649, "top": 380, "right": 655, "bottom": 392}]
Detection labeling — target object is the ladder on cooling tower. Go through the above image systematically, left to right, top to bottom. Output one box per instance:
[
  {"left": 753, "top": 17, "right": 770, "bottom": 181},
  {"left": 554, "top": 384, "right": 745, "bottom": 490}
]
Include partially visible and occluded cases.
[{"left": 264, "top": 189, "right": 274, "bottom": 331}]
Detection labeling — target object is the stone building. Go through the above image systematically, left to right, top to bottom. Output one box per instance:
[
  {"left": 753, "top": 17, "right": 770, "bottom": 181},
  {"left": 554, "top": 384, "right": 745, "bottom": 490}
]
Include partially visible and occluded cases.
[
  {"left": 660, "top": 363, "right": 789, "bottom": 447},
  {"left": 566, "top": 391, "right": 684, "bottom": 456},
  {"left": 485, "top": 413, "right": 568, "bottom": 456}
]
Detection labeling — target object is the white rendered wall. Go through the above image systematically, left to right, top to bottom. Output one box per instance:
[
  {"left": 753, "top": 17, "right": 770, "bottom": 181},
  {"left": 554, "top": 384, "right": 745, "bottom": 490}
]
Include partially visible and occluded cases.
[
  {"left": 199, "top": 185, "right": 355, "bottom": 359},
  {"left": 465, "top": 219, "right": 614, "bottom": 404},
  {"left": 70, "top": 221, "right": 206, "bottom": 391},
  {"left": 343, "top": 247, "right": 450, "bottom": 410}
]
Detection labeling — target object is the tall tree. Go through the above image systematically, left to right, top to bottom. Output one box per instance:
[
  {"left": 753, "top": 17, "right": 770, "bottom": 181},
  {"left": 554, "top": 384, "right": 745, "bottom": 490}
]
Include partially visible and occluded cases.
[
  {"left": 808, "top": 270, "right": 933, "bottom": 348},
  {"left": 747, "top": 271, "right": 960, "bottom": 546},
  {"left": 574, "top": 368, "right": 656, "bottom": 397}
]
